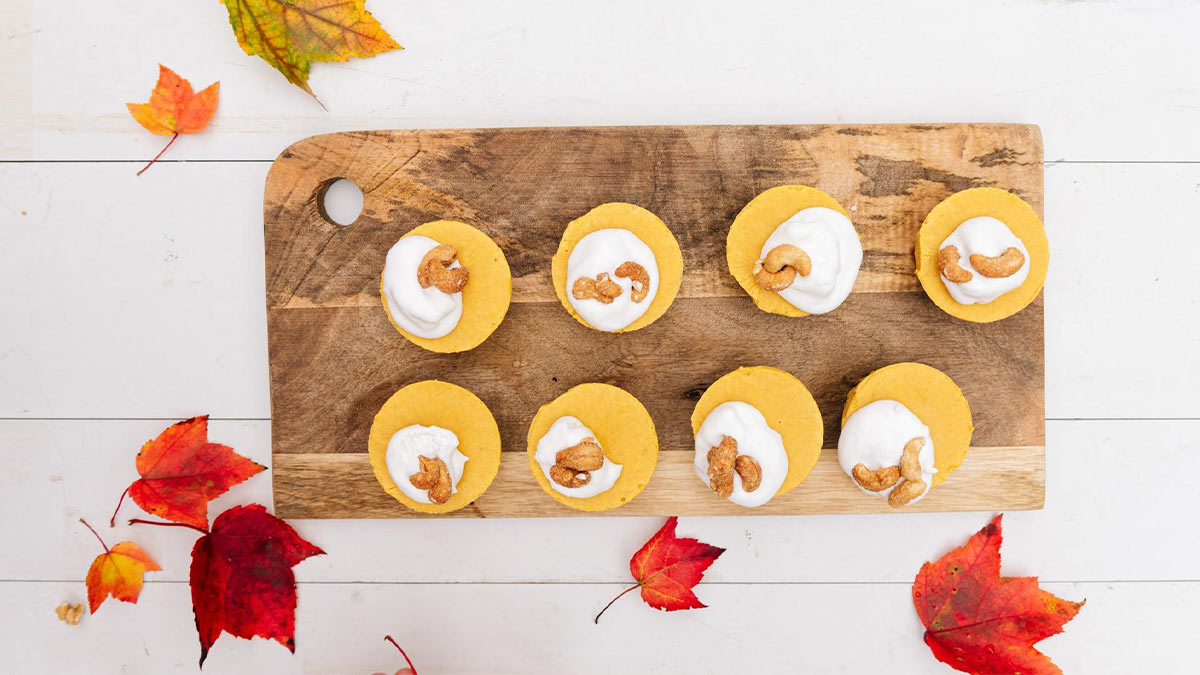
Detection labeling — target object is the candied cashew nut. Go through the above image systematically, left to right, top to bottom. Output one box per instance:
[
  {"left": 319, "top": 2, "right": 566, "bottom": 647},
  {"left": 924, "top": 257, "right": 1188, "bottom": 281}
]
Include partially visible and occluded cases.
[
  {"left": 417, "top": 244, "right": 470, "bottom": 294},
  {"left": 753, "top": 244, "right": 812, "bottom": 292},
  {"left": 764, "top": 244, "right": 812, "bottom": 277},
  {"left": 937, "top": 245, "right": 973, "bottom": 284},
  {"left": 970, "top": 247, "right": 1026, "bottom": 279},
  {"left": 614, "top": 261, "right": 651, "bottom": 303},
  {"left": 572, "top": 272, "right": 623, "bottom": 304},
  {"left": 706, "top": 436, "right": 738, "bottom": 498},
  {"left": 556, "top": 437, "right": 605, "bottom": 471},
  {"left": 899, "top": 437, "right": 925, "bottom": 482},
  {"left": 409, "top": 455, "right": 439, "bottom": 490},
  {"left": 410, "top": 455, "right": 453, "bottom": 504},
  {"left": 734, "top": 455, "right": 762, "bottom": 492},
  {"left": 851, "top": 463, "right": 901, "bottom": 492},
  {"left": 550, "top": 464, "right": 591, "bottom": 488},
  {"left": 887, "top": 478, "right": 926, "bottom": 508},
  {"left": 55, "top": 603, "right": 83, "bottom": 626}
]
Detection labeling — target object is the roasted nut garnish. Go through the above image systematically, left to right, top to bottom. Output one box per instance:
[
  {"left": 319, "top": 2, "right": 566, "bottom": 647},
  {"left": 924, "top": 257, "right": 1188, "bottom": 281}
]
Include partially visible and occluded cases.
[
  {"left": 417, "top": 244, "right": 470, "bottom": 293},
  {"left": 754, "top": 244, "right": 812, "bottom": 291},
  {"left": 937, "top": 245, "right": 973, "bottom": 284},
  {"left": 970, "top": 247, "right": 1025, "bottom": 279},
  {"left": 614, "top": 261, "right": 651, "bottom": 303},
  {"left": 572, "top": 272, "right": 623, "bottom": 304},
  {"left": 706, "top": 435, "right": 738, "bottom": 498},
  {"left": 556, "top": 437, "right": 605, "bottom": 471},
  {"left": 899, "top": 437, "right": 925, "bottom": 482},
  {"left": 734, "top": 454, "right": 762, "bottom": 492},
  {"left": 410, "top": 455, "right": 452, "bottom": 504},
  {"left": 851, "top": 463, "right": 901, "bottom": 492},
  {"left": 550, "top": 464, "right": 591, "bottom": 488},
  {"left": 887, "top": 478, "right": 926, "bottom": 508},
  {"left": 55, "top": 603, "right": 83, "bottom": 626}
]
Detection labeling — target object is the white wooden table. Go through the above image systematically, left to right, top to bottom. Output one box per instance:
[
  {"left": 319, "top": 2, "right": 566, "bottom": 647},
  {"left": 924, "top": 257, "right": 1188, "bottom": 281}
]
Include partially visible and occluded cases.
[{"left": 2, "top": 1, "right": 1197, "bottom": 672}]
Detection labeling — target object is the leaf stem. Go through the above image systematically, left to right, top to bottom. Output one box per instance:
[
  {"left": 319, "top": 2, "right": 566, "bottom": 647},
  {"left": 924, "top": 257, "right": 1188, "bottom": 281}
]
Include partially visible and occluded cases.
[
  {"left": 136, "top": 132, "right": 178, "bottom": 176},
  {"left": 109, "top": 486, "right": 129, "bottom": 527},
  {"left": 79, "top": 518, "right": 110, "bottom": 553},
  {"left": 128, "top": 518, "right": 208, "bottom": 535},
  {"left": 594, "top": 584, "right": 639, "bottom": 624},
  {"left": 383, "top": 635, "right": 418, "bottom": 675}
]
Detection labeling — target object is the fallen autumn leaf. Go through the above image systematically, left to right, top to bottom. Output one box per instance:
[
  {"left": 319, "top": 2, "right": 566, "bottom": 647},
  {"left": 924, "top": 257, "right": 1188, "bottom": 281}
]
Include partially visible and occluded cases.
[{"left": 914, "top": 514, "right": 1085, "bottom": 675}]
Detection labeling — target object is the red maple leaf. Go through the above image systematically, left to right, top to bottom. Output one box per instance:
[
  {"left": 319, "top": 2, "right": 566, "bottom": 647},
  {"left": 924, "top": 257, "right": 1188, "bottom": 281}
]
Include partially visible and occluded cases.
[
  {"left": 111, "top": 416, "right": 265, "bottom": 530},
  {"left": 190, "top": 504, "right": 324, "bottom": 667},
  {"left": 914, "top": 514, "right": 1085, "bottom": 675},
  {"left": 594, "top": 516, "right": 725, "bottom": 623}
]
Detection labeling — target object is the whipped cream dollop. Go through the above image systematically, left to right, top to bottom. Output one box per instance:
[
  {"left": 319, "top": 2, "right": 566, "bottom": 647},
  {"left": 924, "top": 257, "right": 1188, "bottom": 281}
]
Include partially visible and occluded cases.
[
  {"left": 759, "top": 207, "right": 862, "bottom": 314},
  {"left": 938, "top": 217, "right": 1030, "bottom": 305},
  {"left": 566, "top": 228, "right": 659, "bottom": 331},
  {"left": 382, "top": 235, "right": 463, "bottom": 338},
  {"left": 838, "top": 400, "right": 936, "bottom": 503},
  {"left": 693, "top": 401, "right": 788, "bottom": 507},
  {"left": 534, "top": 416, "right": 623, "bottom": 498},
  {"left": 385, "top": 424, "right": 470, "bottom": 504}
]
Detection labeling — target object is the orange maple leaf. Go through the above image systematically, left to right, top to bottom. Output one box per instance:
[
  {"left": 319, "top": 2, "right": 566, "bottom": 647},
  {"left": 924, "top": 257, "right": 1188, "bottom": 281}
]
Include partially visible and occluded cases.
[
  {"left": 219, "top": 0, "right": 401, "bottom": 105},
  {"left": 126, "top": 64, "right": 219, "bottom": 176},
  {"left": 110, "top": 416, "right": 265, "bottom": 530},
  {"left": 914, "top": 514, "right": 1085, "bottom": 674},
  {"left": 594, "top": 516, "right": 725, "bottom": 623},
  {"left": 80, "top": 519, "right": 161, "bottom": 614}
]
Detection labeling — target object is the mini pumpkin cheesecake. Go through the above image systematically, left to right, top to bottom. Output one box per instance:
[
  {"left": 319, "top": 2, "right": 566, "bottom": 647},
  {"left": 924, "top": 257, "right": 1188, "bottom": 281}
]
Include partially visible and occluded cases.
[
  {"left": 727, "top": 185, "right": 863, "bottom": 317},
  {"left": 916, "top": 188, "right": 1049, "bottom": 323},
  {"left": 552, "top": 203, "right": 683, "bottom": 333},
  {"left": 380, "top": 220, "right": 512, "bottom": 353},
  {"left": 838, "top": 363, "right": 973, "bottom": 508},
  {"left": 691, "top": 366, "right": 823, "bottom": 507},
  {"left": 368, "top": 380, "right": 502, "bottom": 514},
  {"left": 527, "top": 383, "right": 659, "bottom": 511}
]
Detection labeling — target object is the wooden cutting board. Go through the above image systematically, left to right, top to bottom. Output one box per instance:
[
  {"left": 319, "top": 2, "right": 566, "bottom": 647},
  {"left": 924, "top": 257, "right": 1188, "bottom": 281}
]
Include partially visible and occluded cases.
[{"left": 264, "top": 124, "right": 1045, "bottom": 519}]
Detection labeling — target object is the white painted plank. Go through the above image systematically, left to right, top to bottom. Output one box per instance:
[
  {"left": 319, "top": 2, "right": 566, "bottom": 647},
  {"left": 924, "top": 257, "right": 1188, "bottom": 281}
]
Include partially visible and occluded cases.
[
  {"left": 0, "top": 0, "right": 33, "bottom": 158},
  {"left": 2, "top": 0, "right": 1198, "bottom": 161},
  {"left": 1042, "top": 161, "right": 1200, "bottom": 416},
  {"left": 3, "top": 162, "right": 1199, "bottom": 420},
  {"left": 0, "top": 163, "right": 272, "bottom": 419},
  {"left": 2, "top": 419, "right": 1196, "bottom": 584},
  {"left": 4, "top": 579, "right": 1187, "bottom": 673}
]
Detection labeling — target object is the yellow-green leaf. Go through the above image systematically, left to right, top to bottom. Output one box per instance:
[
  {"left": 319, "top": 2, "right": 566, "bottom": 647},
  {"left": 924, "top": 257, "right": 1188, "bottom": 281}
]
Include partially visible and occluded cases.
[{"left": 220, "top": 0, "right": 401, "bottom": 102}]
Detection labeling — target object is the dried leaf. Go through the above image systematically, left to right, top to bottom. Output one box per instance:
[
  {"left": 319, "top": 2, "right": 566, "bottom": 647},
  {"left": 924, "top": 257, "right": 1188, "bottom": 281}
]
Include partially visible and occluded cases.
[
  {"left": 219, "top": 0, "right": 401, "bottom": 102},
  {"left": 126, "top": 65, "right": 218, "bottom": 175},
  {"left": 112, "top": 416, "right": 265, "bottom": 530},
  {"left": 190, "top": 504, "right": 324, "bottom": 667},
  {"left": 914, "top": 514, "right": 1085, "bottom": 674},
  {"left": 594, "top": 516, "right": 725, "bottom": 622},
  {"left": 81, "top": 520, "right": 160, "bottom": 614}
]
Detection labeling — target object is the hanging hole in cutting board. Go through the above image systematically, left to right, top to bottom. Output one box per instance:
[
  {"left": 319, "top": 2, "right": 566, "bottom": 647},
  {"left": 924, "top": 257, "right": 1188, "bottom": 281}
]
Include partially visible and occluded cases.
[{"left": 316, "top": 177, "right": 363, "bottom": 227}]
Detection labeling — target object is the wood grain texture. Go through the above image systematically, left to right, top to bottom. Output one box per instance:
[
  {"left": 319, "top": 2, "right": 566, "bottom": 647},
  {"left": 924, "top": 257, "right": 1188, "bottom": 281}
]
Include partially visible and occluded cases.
[
  {"left": 264, "top": 124, "right": 1044, "bottom": 519},
  {"left": 273, "top": 447, "right": 1044, "bottom": 518}
]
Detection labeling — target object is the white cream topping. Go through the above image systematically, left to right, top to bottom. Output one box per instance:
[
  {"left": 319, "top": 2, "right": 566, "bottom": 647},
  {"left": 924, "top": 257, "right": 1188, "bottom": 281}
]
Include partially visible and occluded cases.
[
  {"left": 759, "top": 207, "right": 863, "bottom": 314},
  {"left": 939, "top": 216, "right": 1030, "bottom": 305},
  {"left": 566, "top": 228, "right": 659, "bottom": 332},
  {"left": 382, "top": 235, "right": 463, "bottom": 338},
  {"left": 837, "top": 400, "right": 937, "bottom": 503},
  {"left": 693, "top": 401, "right": 788, "bottom": 507},
  {"left": 534, "top": 416, "right": 622, "bottom": 498},
  {"left": 385, "top": 424, "right": 470, "bottom": 504}
]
